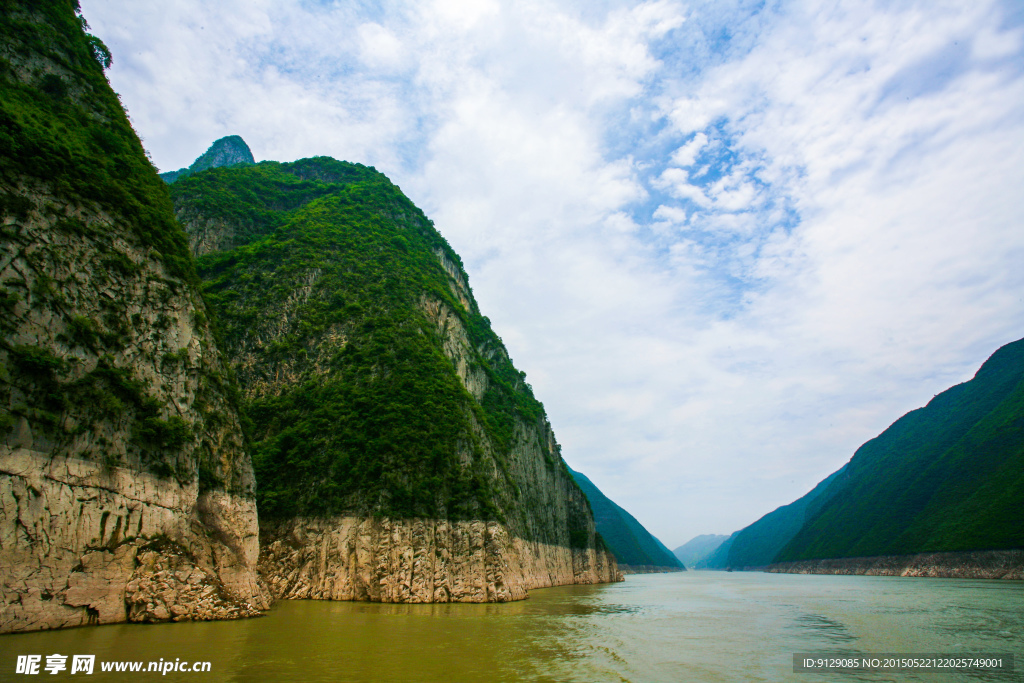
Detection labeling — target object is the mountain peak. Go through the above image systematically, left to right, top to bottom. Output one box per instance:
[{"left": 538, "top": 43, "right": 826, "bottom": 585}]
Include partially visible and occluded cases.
[
  {"left": 160, "top": 135, "right": 255, "bottom": 183},
  {"left": 190, "top": 135, "right": 254, "bottom": 173}
]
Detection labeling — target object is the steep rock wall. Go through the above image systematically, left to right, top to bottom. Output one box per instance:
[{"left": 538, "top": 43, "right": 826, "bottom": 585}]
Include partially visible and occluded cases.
[
  {"left": 0, "top": 2, "right": 269, "bottom": 632},
  {"left": 0, "top": 188, "right": 270, "bottom": 633},
  {"left": 253, "top": 292, "right": 623, "bottom": 602},
  {"left": 259, "top": 517, "right": 619, "bottom": 603}
]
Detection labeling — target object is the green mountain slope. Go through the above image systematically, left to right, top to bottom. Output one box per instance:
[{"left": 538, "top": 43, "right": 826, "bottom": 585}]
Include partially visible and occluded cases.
[
  {"left": 0, "top": 0, "right": 194, "bottom": 281},
  {"left": 168, "top": 156, "right": 607, "bottom": 553},
  {"left": 778, "top": 337, "right": 1024, "bottom": 562},
  {"left": 718, "top": 466, "right": 846, "bottom": 568},
  {"left": 570, "top": 469, "right": 683, "bottom": 570},
  {"left": 697, "top": 530, "right": 738, "bottom": 569},
  {"left": 673, "top": 534, "right": 728, "bottom": 568}
]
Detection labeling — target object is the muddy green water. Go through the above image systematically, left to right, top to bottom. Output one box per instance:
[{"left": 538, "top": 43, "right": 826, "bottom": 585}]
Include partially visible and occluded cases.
[{"left": 1, "top": 572, "right": 1021, "bottom": 682}]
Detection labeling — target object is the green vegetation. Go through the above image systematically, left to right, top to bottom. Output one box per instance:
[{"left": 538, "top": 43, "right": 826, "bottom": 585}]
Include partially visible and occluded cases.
[
  {"left": 0, "top": 0, "right": 194, "bottom": 280},
  {"left": 0, "top": 1, "right": 246, "bottom": 492},
  {"left": 1, "top": 1, "right": 598, "bottom": 544},
  {"left": 177, "top": 159, "right": 555, "bottom": 522},
  {"left": 776, "top": 337, "right": 1024, "bottom": 561},
  {"left": 0, "top": 342, "right": 191, "bottom": 478},
  {"left": 702, "top": 467, "right": 846, "bottom": 569},
  {"left": 569, "top": 468, "right": 682, "bottom": 569},
  {"left": 697, "top": 530, "right": 738, "bottom": 569}
]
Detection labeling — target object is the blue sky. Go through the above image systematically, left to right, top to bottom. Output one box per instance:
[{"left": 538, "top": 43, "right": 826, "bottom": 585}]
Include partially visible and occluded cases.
[{"left": 81, "top": 0, "right": 1024, "bottom": 548}]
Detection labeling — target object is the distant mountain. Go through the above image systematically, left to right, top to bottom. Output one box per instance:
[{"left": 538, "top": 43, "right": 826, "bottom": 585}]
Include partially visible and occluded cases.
[
  {"left": 159, "top": 135, "right": 254, "bottom": 183},
  {"left": 777, "top": 337, "right": 1024, "bottom": 562},
  {"left": 713, "top": 466, "right": 847, "bottom": 569},
  {"left": 570, "top": 469, "right": 684, "bottom": 572},
  {"left": 698, "top": 530, "right": 738, "bottom": 569},
  {"left": 673, "top": 534, "right": 728, "bottom": 568}
]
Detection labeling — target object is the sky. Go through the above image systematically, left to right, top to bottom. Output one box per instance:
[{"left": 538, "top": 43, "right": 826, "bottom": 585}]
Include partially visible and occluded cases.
[{"left": 80, "top": 0, "right": 1024, "bottom": 549}]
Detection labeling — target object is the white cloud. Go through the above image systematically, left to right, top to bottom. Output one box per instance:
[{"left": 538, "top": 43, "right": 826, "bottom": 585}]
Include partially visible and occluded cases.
[
  {"left": 357, "top": 23, "right": 407, "bottom": 71},
  {"left": 666, "top": 96, "right": 727, "bottom": 135},
  {"left": 669, "top": 132, "right": 707, "bottom": 167},
  {"left": 655, "top": 167, "right": 711, "bottom": 206},
  {"left": 652, "top": 204, "right": 686, "bottom": 223}
]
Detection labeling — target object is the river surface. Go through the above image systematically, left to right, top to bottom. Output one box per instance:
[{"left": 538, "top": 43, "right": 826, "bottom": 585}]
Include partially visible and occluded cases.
[{"left": 1, "top": 572, "right": 1021, "bottom": 682}]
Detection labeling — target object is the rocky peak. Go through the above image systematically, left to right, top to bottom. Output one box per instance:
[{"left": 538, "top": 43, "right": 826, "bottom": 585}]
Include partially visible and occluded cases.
[
  {"left": 159, "top": 135, "right": 255, "bottom": 184},
  {"left": 190, "top": 135, "right": 255, "bottom": 172}
]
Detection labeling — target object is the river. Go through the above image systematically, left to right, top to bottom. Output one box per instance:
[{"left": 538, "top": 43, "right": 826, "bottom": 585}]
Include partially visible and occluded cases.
[{"left": 1, "top": 572, "right": 1021, "bottom": 682}]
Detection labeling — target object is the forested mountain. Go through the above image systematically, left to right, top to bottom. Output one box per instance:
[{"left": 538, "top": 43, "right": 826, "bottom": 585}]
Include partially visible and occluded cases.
[
  {"left": 0, "top": 0, "right": 619, "bottom": 635},
  {"left": 169, "top": 150, "right": 620, "bottom": 601},
  {"left": 715, "top": 337, "right": 1024, "bottom": 576},
  {"left": 777, "top": 338, "right": 1024, "bottom": 562},
  {"left": 701, "top": 467, "right": 846, "bottom": 569},
  {"left": 570, "top": 469, "right": 683, "bottom": 571},
  {"left": 696, "top": 530, "right": 738, "bottom": 569}
]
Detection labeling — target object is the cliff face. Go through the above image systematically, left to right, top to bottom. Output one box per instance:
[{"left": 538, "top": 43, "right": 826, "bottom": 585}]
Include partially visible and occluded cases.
[
  {"left": 0, "top": 2, "right": 267, "bottom": 632},
  {"left": 170, "top": 155, "right": 621, "bottom": 601},
  {"left": 259, "top": 517, "right": 618, "bottom": 603}
]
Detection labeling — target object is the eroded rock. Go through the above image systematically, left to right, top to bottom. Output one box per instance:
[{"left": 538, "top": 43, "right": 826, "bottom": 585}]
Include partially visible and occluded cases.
[{"left": 259, "top": 516, "right": 622, "bottom": 604}]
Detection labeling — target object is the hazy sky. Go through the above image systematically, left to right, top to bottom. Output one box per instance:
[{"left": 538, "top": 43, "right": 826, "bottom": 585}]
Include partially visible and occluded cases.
[{"left": 80, "top": 0, "right": 1024, "bottom": 548}]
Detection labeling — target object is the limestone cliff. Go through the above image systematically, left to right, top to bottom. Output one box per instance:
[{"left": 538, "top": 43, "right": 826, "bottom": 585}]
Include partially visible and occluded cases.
[
  {"left": 0, "top": 1, "right": 268, "bottom": 632},
  {"left": 169, "top": 154, "right": 622, "bottom": 601},
  {"left": 260, "top": 518, "right": 618, "bottom": 603}
]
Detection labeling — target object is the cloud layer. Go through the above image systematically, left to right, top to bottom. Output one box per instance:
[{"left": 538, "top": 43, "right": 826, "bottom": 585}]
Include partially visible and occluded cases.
[{"left": 81, "top": 0, "right": 1024, "bottom": 546}]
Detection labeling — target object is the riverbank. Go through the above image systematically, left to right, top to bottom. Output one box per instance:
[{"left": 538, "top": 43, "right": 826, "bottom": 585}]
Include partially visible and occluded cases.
[
  {"left": 765, "top": 548, "right": 1024, "bottom": 579},
  {"left": 619, "top": 565, "right": 686, "bottom": 574}
]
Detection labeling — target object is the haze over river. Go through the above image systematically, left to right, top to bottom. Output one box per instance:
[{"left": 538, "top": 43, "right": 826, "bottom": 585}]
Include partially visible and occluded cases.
[{"left": 2, "top": 572, "right": 1020, "bottom": 682}]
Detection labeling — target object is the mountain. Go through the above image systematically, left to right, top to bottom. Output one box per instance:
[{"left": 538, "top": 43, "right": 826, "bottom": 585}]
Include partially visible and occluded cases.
[
  {"left": 0, "top": 0, "right": 267, "bottom": 633},
  {"left": 159, "top": 135, "right": 254, "bottom": 184},
  {"left": 168, "top": 152, "right": 621, "bottom": 601},
  {"left": 777, "top": 337, "right": 1024, "bottom": 563},
  {"left": 700, "top": 338, "right": 1024, "bottom": 577},
  {"left": 703, "top": 467, "right": 847, "bottom": 569},
  {"left": 570, "top": 469, "right": 684, "bottom": 572},
  {"left": 697, "top": 530, "right": 738, "bottom": 569},
  {"left": 673, "top": 534, "right": 728, "bottom": 568}
]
